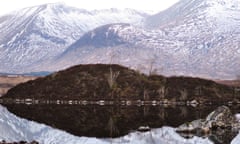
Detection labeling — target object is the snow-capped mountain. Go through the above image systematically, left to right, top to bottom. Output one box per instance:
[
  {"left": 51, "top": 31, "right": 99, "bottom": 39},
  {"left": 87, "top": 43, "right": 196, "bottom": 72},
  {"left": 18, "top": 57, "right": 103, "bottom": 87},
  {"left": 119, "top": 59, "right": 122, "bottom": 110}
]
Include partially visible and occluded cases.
[
  {"left": 1, "top": 0, "right": 240, "bottom": 79},
  {"left": 55, "top": 0, "right": 240, "bottom": 79},
  {"left": 144, "top": 0, "right": 240, "bottom": 79},
  {"left": 146, "top": 0, "right": 240, "bottom": 35},
  {"left": 0, "top": 3, "right": 148, "bottom": 73},
  {"left": 53, "top": 23, "right": 167, "bottom": 72},
  {"left": 0, "top": 105, "right": 214, "bottom": 144}
]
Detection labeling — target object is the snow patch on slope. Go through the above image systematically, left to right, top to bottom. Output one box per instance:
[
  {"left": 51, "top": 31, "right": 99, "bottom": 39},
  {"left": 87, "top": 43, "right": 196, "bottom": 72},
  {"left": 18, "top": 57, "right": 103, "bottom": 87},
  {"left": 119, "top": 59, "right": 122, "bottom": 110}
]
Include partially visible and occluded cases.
[{"left": 0, "top": 3, "right": 148, "bottom": 73}]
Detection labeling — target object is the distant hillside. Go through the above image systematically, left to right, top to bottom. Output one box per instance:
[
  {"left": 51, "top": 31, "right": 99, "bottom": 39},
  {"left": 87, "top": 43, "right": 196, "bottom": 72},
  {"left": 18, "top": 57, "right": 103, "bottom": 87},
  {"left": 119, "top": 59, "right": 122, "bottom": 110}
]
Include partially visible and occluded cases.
[
  {"left": 53, "top": 0, "right": 240, "bottom": 80},
  {"left": 0, "top": 3, "right": 148, "bottom": 73},
  {"left": 2, "top": 64, "right": 238, "bottom": 103},
  {"left": 0, "top": 76, "right": 37, "bottom": 97}
]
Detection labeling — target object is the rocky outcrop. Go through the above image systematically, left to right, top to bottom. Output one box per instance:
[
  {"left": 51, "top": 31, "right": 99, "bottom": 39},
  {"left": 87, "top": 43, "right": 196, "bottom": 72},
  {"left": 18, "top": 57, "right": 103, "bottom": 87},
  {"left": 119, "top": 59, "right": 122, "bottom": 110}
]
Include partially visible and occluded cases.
[{"left": 176, "top": 106, "right": 240, "bottom": 134}]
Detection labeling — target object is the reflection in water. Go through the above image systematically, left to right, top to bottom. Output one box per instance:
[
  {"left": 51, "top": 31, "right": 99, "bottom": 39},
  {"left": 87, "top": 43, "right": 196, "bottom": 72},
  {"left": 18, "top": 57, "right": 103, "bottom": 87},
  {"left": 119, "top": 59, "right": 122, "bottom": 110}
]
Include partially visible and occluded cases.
[{"left": 2, "top": 104, "right": 240, "bottom": 143}]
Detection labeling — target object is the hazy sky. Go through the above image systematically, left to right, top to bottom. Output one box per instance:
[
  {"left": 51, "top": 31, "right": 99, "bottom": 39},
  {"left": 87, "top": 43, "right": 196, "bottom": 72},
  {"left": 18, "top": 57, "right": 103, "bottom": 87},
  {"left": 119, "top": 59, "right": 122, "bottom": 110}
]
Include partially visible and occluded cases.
[{"left": 0, "top": 0, "right": 180, "bottom": 15}]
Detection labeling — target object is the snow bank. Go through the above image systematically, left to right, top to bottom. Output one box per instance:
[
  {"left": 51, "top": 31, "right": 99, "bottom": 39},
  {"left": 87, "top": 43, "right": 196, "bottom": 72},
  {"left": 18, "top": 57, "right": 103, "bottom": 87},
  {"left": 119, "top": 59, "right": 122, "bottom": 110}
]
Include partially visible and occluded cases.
[
  {"left": 0, "top": 105, "right": 214, "bottom": 144},
  {"left": 0, "top": 105, "right": 103, "bottom": 144},
  {"left": 107, "top": 127, "right": 213, "bottom": 144},
  {"left": 231, "top": 132, "right": 240, "bottom": 144}
]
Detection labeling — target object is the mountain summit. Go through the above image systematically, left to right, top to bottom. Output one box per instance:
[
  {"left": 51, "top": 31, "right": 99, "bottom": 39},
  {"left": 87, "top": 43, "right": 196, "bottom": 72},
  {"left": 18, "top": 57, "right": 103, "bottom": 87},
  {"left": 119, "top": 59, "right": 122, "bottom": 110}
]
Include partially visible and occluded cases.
[
  {"left": 1, "top": 0, "right": 240, "bottom": 79},
  {"left": 54, "top": 0, "right": 240, "bottom": 79},
  {"left": 146, "top": 0, "right": 240, "bottom": 31},
  {"left": 0, "top": 3, "right": 148, "bottom": 73}
]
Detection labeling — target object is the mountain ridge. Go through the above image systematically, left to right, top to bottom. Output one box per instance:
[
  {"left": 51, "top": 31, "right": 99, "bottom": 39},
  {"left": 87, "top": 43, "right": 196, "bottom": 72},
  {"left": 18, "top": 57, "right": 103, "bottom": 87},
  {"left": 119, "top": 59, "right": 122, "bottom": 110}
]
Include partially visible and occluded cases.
[
  {"left": 1, "top": 0, "right": 240, "bottom": 79},
  {"left": 54, "top": 0, "right": 240, "bottom": 79},
  {"left": 0, "top": 3, "right": 148, "bottom": 73}
]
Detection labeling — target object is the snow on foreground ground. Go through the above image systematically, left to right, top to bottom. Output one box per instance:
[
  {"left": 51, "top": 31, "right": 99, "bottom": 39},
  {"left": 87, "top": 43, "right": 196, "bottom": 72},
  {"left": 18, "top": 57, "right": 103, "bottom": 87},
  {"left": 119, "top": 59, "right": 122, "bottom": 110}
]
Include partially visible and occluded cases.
[{"left": 0, "top": 105, "right": 237, "bottom": 144}]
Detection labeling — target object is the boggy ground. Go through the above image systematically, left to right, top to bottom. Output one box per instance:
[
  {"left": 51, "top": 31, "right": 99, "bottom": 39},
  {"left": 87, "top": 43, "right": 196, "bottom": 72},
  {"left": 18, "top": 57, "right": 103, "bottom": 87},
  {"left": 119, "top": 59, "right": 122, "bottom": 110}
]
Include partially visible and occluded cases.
[{"left": 0, "top": 76, "right": 37, "bottom": 96}]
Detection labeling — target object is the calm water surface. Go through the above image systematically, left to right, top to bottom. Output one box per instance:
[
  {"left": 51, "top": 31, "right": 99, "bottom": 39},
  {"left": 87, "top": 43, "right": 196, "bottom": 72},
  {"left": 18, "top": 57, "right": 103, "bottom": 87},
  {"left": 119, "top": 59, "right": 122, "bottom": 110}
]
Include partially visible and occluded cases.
[{"left": 2, "top": 103, "right": 240, "bottom": 144}]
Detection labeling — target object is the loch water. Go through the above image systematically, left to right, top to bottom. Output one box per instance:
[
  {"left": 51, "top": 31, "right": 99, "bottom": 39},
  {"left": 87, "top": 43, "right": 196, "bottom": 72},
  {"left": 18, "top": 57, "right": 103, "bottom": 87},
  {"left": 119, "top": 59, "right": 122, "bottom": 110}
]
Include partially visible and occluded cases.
[{"left": 1, "top": 103, "right": 240, "bottom": 144}]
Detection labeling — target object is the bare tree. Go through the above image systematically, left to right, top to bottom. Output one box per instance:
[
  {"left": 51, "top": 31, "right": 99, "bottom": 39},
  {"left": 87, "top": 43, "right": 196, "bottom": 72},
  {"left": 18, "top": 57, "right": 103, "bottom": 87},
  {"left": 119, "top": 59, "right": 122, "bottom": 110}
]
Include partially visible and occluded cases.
[
  {"left": 109, "top": 49, "right": 120, "bottom": 65},
  {"left": 147, "top": 54, "right": 165, "bottom": 76},
  {"left": 148, "top": 54, "right": 158, "bottom": 75},
  {"left": 106, "top": 68, "right": 120, "bottom": 99},
  {"left": 107, "top": 68, "right": 120, "bottom": 88},
  {"left": 157, "top": 86, "right": 166, "bottom": 100},
  {"left": 194, "top": 86, "right": 203, "bottom": 96},
  {"left": 143, "top": 89, "right": 149, "bottom": 101},
  {"left": 179, "top": 89, "right": 188, "bottom": 101},
  {"left": 158, "top": 107, "right": 167, "bottom": 121},
  {"left": 179, "top": 107, "right": 188, "bottom": 118},
  {"left": 107, "top": 116, "right": 119, "bottom": 138}
]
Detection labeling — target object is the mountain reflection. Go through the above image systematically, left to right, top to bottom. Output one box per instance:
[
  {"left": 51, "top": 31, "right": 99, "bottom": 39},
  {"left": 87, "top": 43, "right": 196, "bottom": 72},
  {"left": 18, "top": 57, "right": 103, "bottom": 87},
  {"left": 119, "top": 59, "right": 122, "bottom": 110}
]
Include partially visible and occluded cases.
[{"left": 3, "top": 104, "right": 226, "bottom": 138}]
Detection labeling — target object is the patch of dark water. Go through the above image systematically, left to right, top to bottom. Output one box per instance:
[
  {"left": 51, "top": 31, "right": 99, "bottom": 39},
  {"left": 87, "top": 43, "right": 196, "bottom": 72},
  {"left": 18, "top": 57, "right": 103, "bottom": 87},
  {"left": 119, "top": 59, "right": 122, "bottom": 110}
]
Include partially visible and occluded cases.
[{"left": 2, "top": 104, "right": 240, "bottom": 144}]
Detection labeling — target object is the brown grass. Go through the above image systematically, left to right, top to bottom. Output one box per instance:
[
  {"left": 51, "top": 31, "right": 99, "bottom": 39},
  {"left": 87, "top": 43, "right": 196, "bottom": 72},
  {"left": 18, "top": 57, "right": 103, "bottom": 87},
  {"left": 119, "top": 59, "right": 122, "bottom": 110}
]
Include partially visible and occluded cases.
[
  {"left": 0, "top": 76, "right": 37, "bottom": 96},
  {"left": 215, "top": 80, "right": 240, "bottom": 87}
]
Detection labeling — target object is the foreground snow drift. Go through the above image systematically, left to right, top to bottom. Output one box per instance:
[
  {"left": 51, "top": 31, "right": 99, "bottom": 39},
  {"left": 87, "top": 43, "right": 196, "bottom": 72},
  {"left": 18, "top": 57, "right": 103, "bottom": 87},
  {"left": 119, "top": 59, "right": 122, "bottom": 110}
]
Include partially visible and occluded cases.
[
  {"left": 0, "top": 105, "right": 217, "bottom": 144},
  {"left": 232, "top": 132, "right": 240, "bottom": 144}
]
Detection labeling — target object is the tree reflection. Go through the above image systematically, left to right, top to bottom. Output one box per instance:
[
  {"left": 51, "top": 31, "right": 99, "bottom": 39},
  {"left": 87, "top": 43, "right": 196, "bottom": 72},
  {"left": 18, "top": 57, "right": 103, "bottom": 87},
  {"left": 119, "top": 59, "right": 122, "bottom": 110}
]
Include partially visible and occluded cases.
[{"left": 2, "top": 104, "right": 227, "bottom": 138}]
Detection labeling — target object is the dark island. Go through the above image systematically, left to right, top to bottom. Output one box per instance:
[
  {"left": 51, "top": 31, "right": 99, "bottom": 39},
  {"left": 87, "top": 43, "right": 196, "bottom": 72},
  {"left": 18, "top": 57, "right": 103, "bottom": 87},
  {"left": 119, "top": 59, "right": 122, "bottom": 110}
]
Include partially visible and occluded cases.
[{"left": 1, "top": 64, "right": 239, "bottom": 104}]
